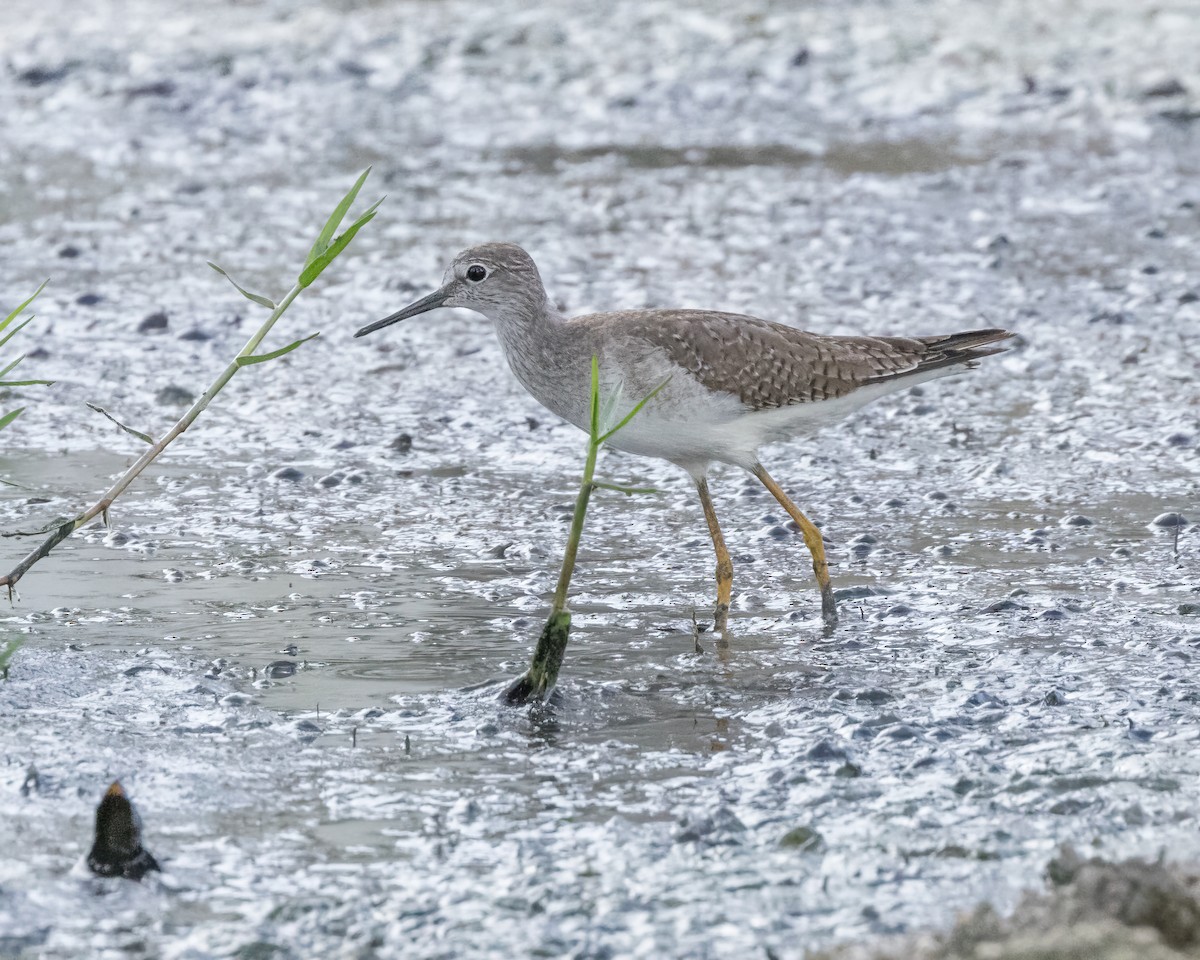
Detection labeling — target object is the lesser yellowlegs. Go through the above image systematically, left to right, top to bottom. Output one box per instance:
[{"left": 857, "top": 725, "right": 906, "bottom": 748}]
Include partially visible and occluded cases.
[{"left": 357, "top": 243, "right": 1013, "bottom": 627}]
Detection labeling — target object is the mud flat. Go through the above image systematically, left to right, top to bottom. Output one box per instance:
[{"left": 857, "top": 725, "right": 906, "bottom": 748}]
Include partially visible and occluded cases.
[{"left": 0, "top": 0, "right": 1197, "bottom": 956}]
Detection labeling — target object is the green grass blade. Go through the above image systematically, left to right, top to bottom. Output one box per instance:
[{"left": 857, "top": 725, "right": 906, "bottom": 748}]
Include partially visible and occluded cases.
[
  {"left": 305, "top": 167, "right": 372, "bottom": 267},
  {"left": 297, "top": 197, "right": 384, "bottom": 288},
  {"left": 207, "top": 261, "right": 276, "bottom": 309},
  {"left": 1, "top": 279, "right": 48, "bottom": 334},
  {"left": 0, "top": 317, "right": 33, "bottom": 351},
  {"left": 235, "top": 332, "right": 320, "bottom": 367},
  {"left": 0, "top": 355, "right": 25, "bottom": 379},
  {"left": 589, "top": 356, "right": 600, "bottom": 438},
  {"left": 598, "top": 374, "right": 671, "bottom": 444},
  {"left": 0, "top": 379, "right": 54, "bottom": 388},
  {"left": 598, "top": 380, "right": 624, "bottom": 435},
  {"left": 85, "top": 403, "right": 155, "bottom": 444},
  {"left": 0, "top": 407, "right": 25, "bottom": 431},
  {"left": 0, "top": 636, "right": 24, "bottom": 679}
]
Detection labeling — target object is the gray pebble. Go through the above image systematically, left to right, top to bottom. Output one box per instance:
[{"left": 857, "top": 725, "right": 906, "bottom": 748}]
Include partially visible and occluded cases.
[
  {"left": 18, "top": 65, "right": 69, "bottom": 86},
  {"left": 1142, "top": 77, "right": 1187, "bottom": 99},
  {"left": 137, "top": 311, "right": 168, "bottom": 332},
  {"left": 155, "top": 385, "right": 194, "bottom": 406},
  {"left": 271, "top": 467, "right": 305, "bottom": 482},
  {"left": 1151, "top": 512, "right": 1188, "bottom": 528},
  {"left": 833, "top": 585, "right": 884, "bottom": 601},
  {"left": 266, "top": 660, "right": 297, "bottom": 679},
  {"left": 963, "top": 691, "right": 1004, "bottom": 708},
  {"left": 880, "top": 723, "right": 921, "bottom": 740},
  {"left": 805, "top": 740, "right": 851, "bottom": 762},
  {"left": 675, "top": 807, "right": 746, "bottom": 845},
  {"left": 779, "top": 826, "right": 823, "bottom": 852}
]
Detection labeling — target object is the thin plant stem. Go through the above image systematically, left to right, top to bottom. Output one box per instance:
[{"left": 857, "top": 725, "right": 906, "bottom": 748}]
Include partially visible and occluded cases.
[
  {"left": 0, "top": 171, "right": 381, "bottom": 597},
  {"left": 0, "top": 282, "right": 302, "bottom": 595},
  {"left": 505, "top": 358, "right": 667, "bottom": 705},
  {"left": 550, "top": 427, "right": 600, "bottom": 614}
]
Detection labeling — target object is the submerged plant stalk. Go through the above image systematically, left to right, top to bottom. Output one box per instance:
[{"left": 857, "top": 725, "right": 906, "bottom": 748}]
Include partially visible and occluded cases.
[{"left": 505, "top": 358, "right": 667, "bottom": 705}]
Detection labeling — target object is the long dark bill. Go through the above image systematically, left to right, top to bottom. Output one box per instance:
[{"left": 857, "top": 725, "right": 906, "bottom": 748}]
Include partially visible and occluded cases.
[{"left": 355, "top": 287, "right": 450, "bottom": 338}]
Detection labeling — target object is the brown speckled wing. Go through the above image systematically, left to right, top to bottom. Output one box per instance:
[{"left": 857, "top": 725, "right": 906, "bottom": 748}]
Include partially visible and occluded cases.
[{"left": 594, "top": 310, "right": 1013, "bottom": 411}]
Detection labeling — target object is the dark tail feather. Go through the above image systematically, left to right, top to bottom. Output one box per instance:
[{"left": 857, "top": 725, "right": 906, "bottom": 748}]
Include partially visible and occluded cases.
[{"left": 870, "top": 327, "right": 1016, "bottom": 383}]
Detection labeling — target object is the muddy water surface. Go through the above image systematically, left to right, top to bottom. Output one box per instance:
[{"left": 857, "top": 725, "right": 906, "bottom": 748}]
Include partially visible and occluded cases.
[{"left": 0, "top": 0, "right": 1198, "bottom": 957}]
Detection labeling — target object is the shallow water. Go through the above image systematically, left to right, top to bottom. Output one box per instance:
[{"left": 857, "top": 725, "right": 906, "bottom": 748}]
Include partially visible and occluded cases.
[{"left": 1, "top": 0, "right": 1198, "bottom": 957}]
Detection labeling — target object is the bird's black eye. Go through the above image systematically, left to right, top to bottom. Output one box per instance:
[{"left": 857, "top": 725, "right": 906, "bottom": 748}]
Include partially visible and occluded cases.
[{"left": 466, "top": 265, "right": 487, "bottom": 282}]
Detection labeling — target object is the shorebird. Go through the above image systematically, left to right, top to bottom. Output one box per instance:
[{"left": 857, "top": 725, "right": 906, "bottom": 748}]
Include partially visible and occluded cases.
[{"left": 357, "top": 243, "right": 1013, "bottom": 627}]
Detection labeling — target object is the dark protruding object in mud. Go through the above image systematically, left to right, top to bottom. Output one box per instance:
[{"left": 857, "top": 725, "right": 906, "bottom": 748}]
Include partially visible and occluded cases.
[
  {"left": 504, "top": 610, "right": 570, "bottom": 705},
  {"left": 87, "top": 781, "right": 160, "bottom": 881}
]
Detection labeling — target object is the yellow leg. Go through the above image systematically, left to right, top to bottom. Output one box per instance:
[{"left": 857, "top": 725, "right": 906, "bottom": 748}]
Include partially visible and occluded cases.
[
  {"left": 751, "top": 464, "right": 838, "bottom": 626},
  {"left": 695, "top": 476, "right": 733, "bottom": 633}
]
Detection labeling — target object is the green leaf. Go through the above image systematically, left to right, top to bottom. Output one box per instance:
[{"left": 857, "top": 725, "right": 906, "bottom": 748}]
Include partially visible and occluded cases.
[
  {"left": 305, "top": 167, "right": 372, "bottom": 267},
  {"left": 297, "top": 197, "right": 383, "bottom": 288},
  {"left": 207, "top": 261, "right": 276, "bottom": 309},
  {"left": 0, "top": 279, "right": 48, "bottom": 335},
  {"left": 0, "top": 317, "right": 32, "bottom": 351},
  {"left": 235, "top": 332, "right": 320, "bottom": 367},
  {"left": 0, "top": 355, "right": 25, "bottom": 380},
  {"left": 589, "top": 356, "right": 600, "bottom": 439},
  {"left": 598, "top": 374, "right": 672, "bottom": 444},
  {"left": 0, "top": 379, "right": 54, "bottom": 388},
  {"left": 598, "top": 380, "right": 625, "bottom": 436},
  {"left": 85, "top": 402, "right": 155, "bottom": 444},
  {"left": 0, "top": 407, "right": 25, "bottom": 431},
  {"left": 0, "top": 636, "right": 24, "bottom": 678}
]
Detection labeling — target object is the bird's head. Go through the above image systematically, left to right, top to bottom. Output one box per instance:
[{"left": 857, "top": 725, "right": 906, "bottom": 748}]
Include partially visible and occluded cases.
[{"left": 356, "top": 242, "right": 546, "bottom": 337}]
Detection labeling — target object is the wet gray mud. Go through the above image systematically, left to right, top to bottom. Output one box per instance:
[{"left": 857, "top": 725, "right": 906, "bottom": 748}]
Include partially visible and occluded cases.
[{"left": 0, "top": 0, "right": 1198, "bottom": 957}]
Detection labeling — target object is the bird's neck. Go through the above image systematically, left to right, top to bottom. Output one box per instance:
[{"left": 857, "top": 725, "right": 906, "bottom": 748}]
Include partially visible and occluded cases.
[
  {"left": 487, "top": 289, "right": 566, "bottom": 359},
  {"left": 488, "top": 290, "right": 560, "bottom": 332},
  {"left": 486, "top": 294, "right": 587, "bottom": 425}
]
